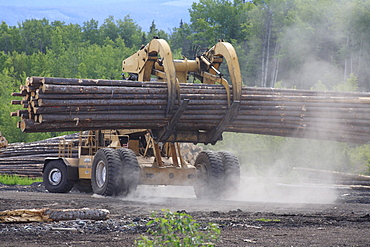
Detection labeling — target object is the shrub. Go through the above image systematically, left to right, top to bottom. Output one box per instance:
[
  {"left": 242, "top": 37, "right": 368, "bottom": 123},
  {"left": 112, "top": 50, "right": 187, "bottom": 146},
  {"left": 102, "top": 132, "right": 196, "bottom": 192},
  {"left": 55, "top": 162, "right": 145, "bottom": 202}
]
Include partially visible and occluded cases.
[{"left": 136, "top": 210, "right": 220, "bottom": 247}]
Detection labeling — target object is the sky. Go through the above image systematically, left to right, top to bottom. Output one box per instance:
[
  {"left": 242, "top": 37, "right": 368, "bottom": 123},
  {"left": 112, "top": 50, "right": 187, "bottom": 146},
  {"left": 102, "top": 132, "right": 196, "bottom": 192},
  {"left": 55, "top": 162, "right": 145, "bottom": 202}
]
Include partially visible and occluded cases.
[{"left": 0, "top": 0, "right": 199, "bottom": 32}]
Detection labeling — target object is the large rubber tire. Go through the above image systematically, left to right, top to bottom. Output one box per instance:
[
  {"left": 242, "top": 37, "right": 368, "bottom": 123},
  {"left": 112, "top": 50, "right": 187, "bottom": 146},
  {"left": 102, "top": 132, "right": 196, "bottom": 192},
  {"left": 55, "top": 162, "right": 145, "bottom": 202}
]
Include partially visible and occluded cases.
[
  {"left": 91, "top": 148, "right": 123, "bottom": 196},
  {"left": 116, "top": 148, "right": 140, "bottom": 196},
  {"left": 193, "top": 150, "right": 224, "bottom": 199},
  {"left": 218, "top": 151, "right": 240, "bottom": 198},
  {"left": 43, "top": 160, "right": 75, "bottom": 193},
  {"left": 73, "top": 179, "right": 93, "bottom": 193}
]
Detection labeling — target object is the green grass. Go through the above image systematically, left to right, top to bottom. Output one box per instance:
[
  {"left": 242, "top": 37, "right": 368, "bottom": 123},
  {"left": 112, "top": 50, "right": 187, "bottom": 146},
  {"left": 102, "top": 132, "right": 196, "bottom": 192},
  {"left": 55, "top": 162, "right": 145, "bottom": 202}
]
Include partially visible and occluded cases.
[{"left": 0, "top": 175, "right": 43, "bottom": 185}]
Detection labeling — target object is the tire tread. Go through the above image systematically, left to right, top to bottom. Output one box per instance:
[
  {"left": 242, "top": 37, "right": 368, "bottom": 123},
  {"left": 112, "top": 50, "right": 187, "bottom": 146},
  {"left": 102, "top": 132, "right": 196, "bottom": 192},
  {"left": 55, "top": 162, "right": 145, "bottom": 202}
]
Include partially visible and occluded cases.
[
  {"left": 92, "top": 148, "right": 122, "bottom": 196},
  {"left": 116, "top": 148, "right": 140, "bottom": 196},
  {"left": 194, "top": 150, "right": 224, "bottom": 199},
  {"left": 218, "top": 151, "right": 240, "bottom": 197}
]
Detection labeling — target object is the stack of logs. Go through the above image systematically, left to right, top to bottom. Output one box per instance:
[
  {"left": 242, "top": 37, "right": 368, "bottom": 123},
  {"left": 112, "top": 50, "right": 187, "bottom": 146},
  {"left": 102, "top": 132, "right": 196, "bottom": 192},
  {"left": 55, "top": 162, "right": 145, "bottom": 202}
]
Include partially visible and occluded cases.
[
  {"left": 11, "top": 76, "right": 370, "bottom": 144},
  {"left": 0, "top": 133, "right": 78, "bottom": 177},
  {"left": 293, "top": 167, "right": 370, "bottom": 190}
]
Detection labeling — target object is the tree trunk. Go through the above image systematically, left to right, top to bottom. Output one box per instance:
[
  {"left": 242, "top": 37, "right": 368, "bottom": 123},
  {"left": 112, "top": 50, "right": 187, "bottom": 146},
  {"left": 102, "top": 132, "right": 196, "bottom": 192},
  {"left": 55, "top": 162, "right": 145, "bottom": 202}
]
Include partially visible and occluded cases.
[
  {"left": 264, "top": 15, "right": 272, "bottom": 88},
  {"left": 261, "top": 33, "right": 266, "bottom": 87},
  {"left": 358, "top": 33, "right": 363, "bottom": 76},
  {"left": 344, "top": 35, "right": 349, "bottom": 80},
  {"left": 269, "top": 42, "right": 280, "bottom": 88},
  {"left": 0, "top": 208, "right": 110, "bottom": 223}
]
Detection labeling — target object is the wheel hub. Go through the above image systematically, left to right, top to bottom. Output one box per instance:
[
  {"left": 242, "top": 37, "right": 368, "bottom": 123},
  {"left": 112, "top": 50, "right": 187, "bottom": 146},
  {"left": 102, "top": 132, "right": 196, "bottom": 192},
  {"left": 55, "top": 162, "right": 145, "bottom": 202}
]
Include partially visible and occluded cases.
[
  {"left": 96, "top": 160, "right": 107, "bottom": 188},
  {"left": 196, "top": 163, "right": 208, "bottom": 180},
  {"left": 48, "top": 168, "right": 62, "bottom": 186}
]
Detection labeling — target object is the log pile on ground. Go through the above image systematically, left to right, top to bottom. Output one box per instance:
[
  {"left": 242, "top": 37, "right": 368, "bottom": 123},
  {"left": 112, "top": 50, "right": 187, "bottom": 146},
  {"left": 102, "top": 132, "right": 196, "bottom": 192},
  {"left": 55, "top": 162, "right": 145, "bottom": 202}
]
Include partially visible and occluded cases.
[
  {"left": 11, "top": 77, "right": 370, "bottom": 144},
  {"left": 0, "top": 133, "right": 78, "bottom": 177},
  {"left": 294, "top": 167, "right": 370, "bottom": 190},
  {"left": 0, "top": 208, "right": 110, "bottom": 223}
]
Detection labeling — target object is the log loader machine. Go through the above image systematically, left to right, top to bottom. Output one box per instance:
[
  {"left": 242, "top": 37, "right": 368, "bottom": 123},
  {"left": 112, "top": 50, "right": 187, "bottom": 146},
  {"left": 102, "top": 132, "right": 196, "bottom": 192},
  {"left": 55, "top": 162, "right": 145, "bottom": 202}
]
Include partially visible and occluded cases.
[{"left": 42, "top": 38, "right": 242, "bottom": 199}]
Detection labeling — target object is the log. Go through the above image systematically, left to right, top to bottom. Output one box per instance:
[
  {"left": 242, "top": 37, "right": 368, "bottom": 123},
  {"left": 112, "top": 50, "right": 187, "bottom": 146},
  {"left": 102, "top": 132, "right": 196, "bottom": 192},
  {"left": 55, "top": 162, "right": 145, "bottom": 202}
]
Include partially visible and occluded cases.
[
  {"left": 12, "top": 77, "right": 370, "bottom": 144},
  {"left": 32, "top": 77, "right": 370, "bottom": 97},
  {"left": 39, "top": 77, "right": 167, "bottom": 87},
  {"left": 41, "top": 83, "right": 168, "bottom": 94},
  {"left": 242, "top": 86, "right": 370, "bottom": 97},
  {"left": 11, "top": 92, "right": 26, "bottom": 97},
  {"left": 36, "top": 92, "right": 168, "bottom": 100},
  {"left": 37, "top": 98, "right": 168, "bottom": 107},
  {"left": 11, "top": 100, "right": 24, "bottom": 105},
  {"left": 33, "top": 105, "right": 169, "bottom": 114},
  {"left": 19, "top": 119, "right": 167, "bottom": 132},
  {"left": 293, "top": 167, "right": 370, "bottom": 182},
  {"left": 348, "top": 185, "right": 370, "bottom": 191},
  {"left": 0, "top": 208, "right": 110, "bottom": 223}
]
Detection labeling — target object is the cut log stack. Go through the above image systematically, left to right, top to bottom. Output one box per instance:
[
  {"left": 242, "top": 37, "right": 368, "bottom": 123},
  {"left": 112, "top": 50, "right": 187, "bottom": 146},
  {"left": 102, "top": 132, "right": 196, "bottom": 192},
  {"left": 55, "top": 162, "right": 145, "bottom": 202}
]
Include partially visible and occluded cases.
[
  {"left": 11, "top": 76, "right": 370, "bottom": 144},
  {"left": 0, "top": 133, "right": 78, "bottom": 177},
  {"left": 293, "top": 167, "right": 370, "bottom": 190}
]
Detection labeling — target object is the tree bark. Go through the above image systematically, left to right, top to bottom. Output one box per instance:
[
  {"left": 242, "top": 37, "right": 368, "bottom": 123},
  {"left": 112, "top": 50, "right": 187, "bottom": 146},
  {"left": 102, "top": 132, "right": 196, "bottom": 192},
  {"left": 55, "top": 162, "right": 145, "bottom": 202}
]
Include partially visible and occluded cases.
[
  {"left": 264, "top": 14, "right": 272, "bottom": 88},
  {"left": 0, "top": 208, "right": 110, "bottom": 223}
]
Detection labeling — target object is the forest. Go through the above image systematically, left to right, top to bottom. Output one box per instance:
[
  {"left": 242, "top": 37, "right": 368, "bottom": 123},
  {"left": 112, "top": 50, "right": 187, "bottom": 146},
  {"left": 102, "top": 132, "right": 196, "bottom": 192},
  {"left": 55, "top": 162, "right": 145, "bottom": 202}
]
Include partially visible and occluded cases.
[{"left": 1, "top": 0, "right": 370, "bottom": 174}]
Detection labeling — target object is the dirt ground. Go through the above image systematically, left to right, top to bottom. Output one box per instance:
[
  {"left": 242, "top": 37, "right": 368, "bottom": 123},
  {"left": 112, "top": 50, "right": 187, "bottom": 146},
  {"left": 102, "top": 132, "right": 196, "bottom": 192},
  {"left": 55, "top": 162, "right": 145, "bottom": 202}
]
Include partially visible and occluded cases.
[{"left": 0, "top": 181, "right": 370, "bottom": 247}]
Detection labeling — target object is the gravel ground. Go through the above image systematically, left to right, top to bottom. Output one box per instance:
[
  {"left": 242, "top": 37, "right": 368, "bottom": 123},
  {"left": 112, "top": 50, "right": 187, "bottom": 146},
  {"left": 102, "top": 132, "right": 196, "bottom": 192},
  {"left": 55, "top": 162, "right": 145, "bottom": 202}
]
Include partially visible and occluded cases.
[{"left": 0, "top": 182, "right": 370, "bottom": 246}]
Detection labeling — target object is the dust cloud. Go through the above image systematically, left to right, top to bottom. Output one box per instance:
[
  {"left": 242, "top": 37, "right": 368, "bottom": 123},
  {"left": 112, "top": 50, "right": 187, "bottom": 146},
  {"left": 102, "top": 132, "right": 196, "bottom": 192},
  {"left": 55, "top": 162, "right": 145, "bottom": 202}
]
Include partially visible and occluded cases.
[
  {"left": 209, "top": 131, "right": 352, "bottom": 204},
  {"left": 111, "top": 151, "right": 342, "bottom": 205},
  {"left": 118, "top": 171, "right": 340, "bottom": 204},
  {"left": 228, "top": 174, "right": 340, "bottom": 204},
  {"left": 133, "top": 185, "right": 195, "bottom": 199}
]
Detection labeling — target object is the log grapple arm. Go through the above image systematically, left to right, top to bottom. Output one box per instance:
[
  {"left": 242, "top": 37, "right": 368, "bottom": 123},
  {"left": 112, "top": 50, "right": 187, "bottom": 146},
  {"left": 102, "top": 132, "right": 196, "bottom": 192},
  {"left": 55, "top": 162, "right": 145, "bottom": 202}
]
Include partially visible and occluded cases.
[{"left": 122, "top": 39, "right": 243, "bottom": 144}]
